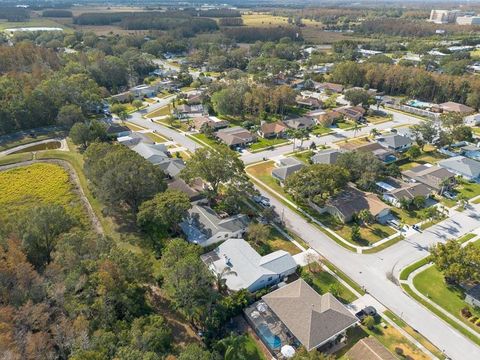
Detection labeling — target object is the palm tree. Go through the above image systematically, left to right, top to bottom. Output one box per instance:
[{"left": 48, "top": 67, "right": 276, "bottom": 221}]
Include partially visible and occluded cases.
[
  {"left": 353, "top": 121, "right": 360, "bottom": 137},
  {"left": 370, "top": 128, "right": 380, "bottom": 138},
  {"left": 215, "top": 267, "right": 237, "bottom": 294}
]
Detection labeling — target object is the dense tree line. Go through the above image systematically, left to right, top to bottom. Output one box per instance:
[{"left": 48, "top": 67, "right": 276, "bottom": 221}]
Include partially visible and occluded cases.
[
  {"left": 0, "top": 7, "right": 29, "bottom": 21},
  {"left": 42, "top": 9, "right": 72, "bottom": 17},
  {"left": 121, "top": 16, "right": 218, "bottom": 34},
  {"left": 218, "top": 17, "right": 244, "bottom": 26},
  {"left": 222, "top": 26, "right": 301, "bottom": 42},
  {"left": 330, "top": 61, "right": 480, "bottom": 109}
]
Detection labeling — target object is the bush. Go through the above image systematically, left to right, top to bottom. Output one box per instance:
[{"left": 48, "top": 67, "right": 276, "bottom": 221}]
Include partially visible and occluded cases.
[
  {"left": 461, "top": 307, "right": 472, "bottom": 318},
  {"left": 469, "top": 316, "right": 478, "bottom": 323},
  {"left": 395, "top": 347, "right": 404, "bottom": 356}
]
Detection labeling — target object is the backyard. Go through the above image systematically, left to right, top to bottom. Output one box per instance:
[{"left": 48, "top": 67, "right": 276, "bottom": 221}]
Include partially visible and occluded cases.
[{"left": 413, "top": 265, "right": 480, "bottom": 334}]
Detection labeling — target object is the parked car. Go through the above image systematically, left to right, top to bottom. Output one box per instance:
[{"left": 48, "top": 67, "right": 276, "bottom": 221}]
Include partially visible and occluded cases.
[
  {"left": 443, "top": 191, "right": 457, "bottom": 200},
  {"left": 355, "top": 306, "right": 377, "bottom": 320}
]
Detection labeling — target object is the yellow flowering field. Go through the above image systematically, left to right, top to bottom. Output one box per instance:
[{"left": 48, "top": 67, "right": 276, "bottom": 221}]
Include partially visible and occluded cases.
[{"left": 0, "top": 163, "right": 87, "bottom": 225}]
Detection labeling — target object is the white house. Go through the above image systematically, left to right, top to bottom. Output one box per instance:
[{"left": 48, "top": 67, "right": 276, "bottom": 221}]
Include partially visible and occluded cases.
[
  {"left": 464, "top": 113, "right": 480, "bottom": 127},
  {"left": 201, "top": 238, "right": 297, "bottom": 292}
]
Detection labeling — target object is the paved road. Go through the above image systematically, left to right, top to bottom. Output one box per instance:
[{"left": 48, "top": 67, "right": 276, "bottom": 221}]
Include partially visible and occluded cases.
[
  {"left": 127, "top": 104, "right": 480, "bottom": 359},
  {"left": 241, "top": 109, "right": 423, "bottom": 164}
]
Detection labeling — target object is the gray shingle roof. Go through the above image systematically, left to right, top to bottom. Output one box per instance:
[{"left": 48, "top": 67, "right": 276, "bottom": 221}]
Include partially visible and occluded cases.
[
  {"left": 377, "top": 134, "right": 412, "bottom": 149},
  {"left": 131, "top": 142, "right": 185, "bottom": 177},
  {"left": 311, "top": 149, "right": 344, "bottom": 164},
  {"left": 438, "top": 156, "right": 480, "bottom": 179},
  {"left": 272, "top": 163, "right": 304, "bottom": 181},
  {"left": 262, "top": 279, "right": 358, "bottom": 350}
]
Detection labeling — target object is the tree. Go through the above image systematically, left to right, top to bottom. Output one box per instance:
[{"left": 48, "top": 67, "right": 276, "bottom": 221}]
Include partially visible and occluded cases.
[
  {"left": 344, "top": 88, "right": 371, "bottom": 107},
  {"left": 132, "top": 99, "right": 143, "bottom": 110},
  {"left": 110, "top": 103, "right": 128, "bottom": 120},
  {"left": 56, "top": 104, "right": 85, "bottom": 127},
  {"left": 69, "top": 120, "right": 107, "bottom": 150},
  {"left": 411, "top": 120, "right": 438, "bottom": 150},
  {"left": 451, "top": 125, "right": 473, "bottom": 143},
  {"left": 370, "top": 128, "right": 380, "bottom": 137},
  {"left": 84, "top": 143, "right": 166, "bottom": 213},
  {"left": 405, "top": 144, "right": 421, "bottom": 160},
  {"left": 180, "top": 146, "right": 252, "bottom": 202},
  {"left": 336, "top": 151, "right": 385, "bottom": 190},
  {"left": 285, "top": 164, "right": 350, "bottom": 206},
  {"left": 137, "top": 190, "right": 191, "bottom": 240},
  {"left": 18, "top": 204, "right": 74, "bottom": 270},
  {"left": 357, "top": 209, "right": 374, "bottom": 226},
  {"left": 246, "top": 223, "right": 270, "bottom": 247},
  {"left": 350, "top": 224, "right": 361, "bottom": 243},
  {"left": 160, "top": 239, "right": 216, "bottom": 326},
  {"left": 430, "top": 240, "right": 480, "bottom": 284},
  {"left": 214, "top": 267, "right": 238, "bottom": 295},
  {"left": 127, "top": 315, "right": 172, "bottom": 356},
  {"left": 363, "top": 315, "right": 375, "bottom": 329},
  {"left": 216, "top": 333, "right": 256, "bottom": 360},
  {"left": 179, "top": 344, "right": 217, "bottom": 360},
  {"left": 291, "top": 347, "right": 334, "bottom": 360}
]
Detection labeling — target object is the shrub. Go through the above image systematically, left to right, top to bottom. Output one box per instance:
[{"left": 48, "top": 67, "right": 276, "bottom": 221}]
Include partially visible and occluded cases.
[
  {"left": 461, "top": 307, "right": 472, "bottom": 318},
  {"left": 469, "top": 316, "right": 478, "bottom": 323},
  {"left": 395, "top": 347, "right": 404, "bottom": 356}
]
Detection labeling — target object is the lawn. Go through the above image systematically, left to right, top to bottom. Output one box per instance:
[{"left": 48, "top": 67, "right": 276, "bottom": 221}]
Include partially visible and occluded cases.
[
  {"left": 241, "top": 13, "right": 289, "bottom": 27},
  {"left": 145, "top": 105, "right": 171, "bottom": 118},
  {"left": 366, "top": 115, "right": 391, "bottom": 124},
  {"left": 156, "top": 119, "right": 190, "bottom": 132},
  {"left": 336, "top": 120, "right": 355, "bottom": 130},
  {"left": 311, "top": 125, "right": 332, "bottom": 135},
  {"left": 0, "top": 129, "right": 65, "bottom": 152},
  {"left": 189, "top": 133, "right": 219, "bottom": 148},
  {"left": 249, "top": 137, "right": 289, "bottom": 151},
  {"left": 293, "top": 150, "right": 314, "bottom": 164},
  {"left": 0, "top": 152, "right": 33, "bottom": 166},
  {"left": 245, "top": 161, "right": 290, "bottom": 200},
  {"left": 0, "top": 163, "right": 88, "bottom": 226},
  {"left": 457, "top": 180, "right": 480, "bottom": 200},
  {"left": 390, "top": 207, "right": 422, "bottom": 225},
  {"left": 315, "top": 212, "right": 395, "bottom": 245},
  {"left": 252, "top": 226, "right": 302, "bottom": 256},
  {"left": 362, "top": 235, "right": 404, "bottom": 254},
  {"left": 413, "top": 265, "right": 480, "bottom": 334},
  {"left": 301, "top": 267, "right": 357, "bottom": 304},
  {"left": 241, "top": 334, "right": 266, "bottom": 360}
]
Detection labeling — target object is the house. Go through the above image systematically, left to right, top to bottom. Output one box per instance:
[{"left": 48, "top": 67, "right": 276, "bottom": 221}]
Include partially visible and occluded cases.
[
  {"left": 316, "top": 82, "right": 344, "bottom": 94},
  {"left": 130, "top": 84, "right": 160, "bottom": 98},
  {"left": 110, "top": 91, "right": 133, "bottom": 103},
  {"left": 295, "top": 95, "right": 322, "bottom": 109},
  {"left": 437, "top": 102, "right": 475, "bottom": 114},
  {"left": 174, "top": 104, "right": 205, "bottom": 118},
  {"left": 336, "top": 106, "right": 366, "bottom": 122},
  {"left": 316, "top": 110, "right": 343, "bottom": 126},
  {"left": 463, "top": 113, "right": 480, "bottom": 126},
  {"left": 193, "top": 116, "right": 229, "bottom": 131},
  {"left": 283, "top": 116, "right": 316, "bottom": 130},
  {"left": 259, "top": 121, "right": 288, "bottom": 138},
  {"left": 106, "top": 124, "right": 131, "bottom": 138},
  {"left": 215, "top": 126, "right": 256, "bottom": 147},
  {"left": 376, "top": 133, "right": 413, "bottom": 152},
  {"left": 131, "top": 142, "right": 185, "bottom": 178},
  {"left": 355, "top": 142, "right": 397, "bottom": 163},
  {"left": 311, "top": 149, "right": 344, "bottom": 164},
  {"left": 438, "top": 156, "right": 480, "bottom": 182},
  {"left": 272, "top": 157, "right": 304, "bottom": 184},
  {"left": 402, "top": 164, "right": 456, "bottom": 193},
  {"left": 167, "top": 178, "right": 204, "bottom": 201},
  {"left": 377, "top": 179, "right": 432, "bottom": 208},
  {"left": 324, "top": 186, "right": 391, "bottom": 223},
  {"left": 180, "top": 204, "right": 249, "bottom": 247},
  {"left": 201, "top": 238, "right": 297, "bottom": 292},
  {"left": 245, "top": 279, "right": 358, "bottom": 354},
  {"left": 466, "top": 284, "right": 480, "bottom": 308},
  {"left": 346, "top": 337, "right": 397, "bottom": 360}
]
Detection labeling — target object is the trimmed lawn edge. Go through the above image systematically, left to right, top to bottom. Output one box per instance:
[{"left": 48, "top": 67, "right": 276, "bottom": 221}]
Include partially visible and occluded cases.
[
  {"left": 363, "top": 235, "right": 404, "bottom": 254},
  {"left": 399, "top": 257, "right": 431, "bottom": 281},
  {"left": 321, "top": 258, "right": 366, "bottom": 296},
  {"left": 401, "top": 283, "right": 480, "bottom": 347}
]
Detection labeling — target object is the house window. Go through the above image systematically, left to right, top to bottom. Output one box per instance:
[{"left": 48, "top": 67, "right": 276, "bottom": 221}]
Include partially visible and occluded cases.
[{"left": 268, "top": 277, "right": 273, "bottom": 281}]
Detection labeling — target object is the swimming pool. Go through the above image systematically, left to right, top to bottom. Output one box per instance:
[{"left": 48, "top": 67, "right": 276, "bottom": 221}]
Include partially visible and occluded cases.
[
  {"left": 407, "top": 100, "right": 434, "bottom": 109},
  {"left": 257, "top": 323, "right": 282, "bottom": 350}
]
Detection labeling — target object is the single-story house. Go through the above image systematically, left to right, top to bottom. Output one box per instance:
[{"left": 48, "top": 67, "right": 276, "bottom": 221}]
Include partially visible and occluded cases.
[
  {"left": 316, "top": 82, "right": 344, "bottom": 94},
  {"left": 130, "top": 84, "right": 160, "bottom": 98},
  {"left": 110, "top": 91, "right": 133, "bottom": 103},
  {"left": 295, "top": 95, "right": 323, "bottom": 109},
  {"left": 437, "top": 102, "right": 475, "bottom": 114},
  {"left": 174, "top": 104, "right": 205, "bottom": 118},
  {"left": 336, "top": 106, "right": 366, "bottom": 122},
  {"left": 316, "top": 110, "right": 343, "bottom": 126},
  {"left": 463, "top": 113, "right": 480, "bottom": 126},
  {"left": 193, "top": 116, "right": 229, "bottom": 131},
  {"left": 283, "top": 116, "right": 316, "bottom": 130},
  {"left": 259, "top": 121, "right": 289, "bottom": 138},
  {"left": 107, "top": 124, "right": 131, "bottom": 138},
  {"left": 215, "top": 126, "right": 256, "bottom": 147},
  {"left": 376, "top": 133, "right": 413, "bottom": 152},
  {"left": 131, "top": 142, "right": 186, "bottom": 178},
  {"left": 355, "top": 142, "right": 397, "bottom": 163},
  {"left": 311, "top": 149, "right": 344, "bottom": 164},
  {"left": 438, "top": 156, "right": 480, "bottom": 182},
  {"left": 272, "top": 157, "right": 304, "bottom": 184},
  {"left": 402, "top": 164, "right": 456, "bottom": 193},
  {"left": 167, "top": 178, "right": 204, "bottom": 201},
  {"left": 377, "top": 179, "right": 432, "bottom": 208},
  {"left": 324, "top": 186, "right": 391, "bottom": 223},
  {"left": 180, "top": 204, "right": 249, "bottom": 247},
  {"left": 201, "top": 238, "right": 297, "bottom": 292},
  {"left": 247, "top": 279, "right": 358, "bottom": 353},
  {"left": 466, "top": 284, "right": 480, "bottom": 308},
  {"left": 346, "top": 337, "right": 397, "bottom": 360}
]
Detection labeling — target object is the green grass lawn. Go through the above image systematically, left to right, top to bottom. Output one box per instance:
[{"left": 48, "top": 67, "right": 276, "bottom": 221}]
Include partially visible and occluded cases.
[
  {"left": 145, "top": 105, "right": 171, "bottom": 118},
  {"left": 156, "top": 119, "right": 190, "bottom": 132},
  {"left": 336, "top": 120, "right": 355, "bottom": 129},
  {"left": 311, "top": 125, "right": 332, "bottom": 135},
  {"left": 189, "top": 133, "right": 219, "bottom": 148},
  {"left": 249, "top": 137, "right": 289, "bottom": 151},
  {"left": 293, "top": 150, "right": 314, "bottom": 164},
  {"left": 0, "top": 152, "right": 33, "bottom": 166},
  {"left": 246, "top": 161, "right": 291, "bottom": 200},
  {"left": 457, "top": 181, "right": 480, "bottom": 200},
  {"left": 390, "top": 207, "right": 422, "bottom": 225},
  {"left": 315, "top": 212, "right": 395, "bottom": 245},
  {"left": 252, "top": 226, "right": 302, "bottom": 256},
  {"left": 363, "top": 235, "right": 404, "bottom": 254},
  {"left": 400, "top": 257, "right": 431, "bottom": 281},
  {"left": 413, "top": 265, "right": 480, "bottom": 334},
  {"left": 302, "top": 267, "right": 358, "bottom": 304},
  {"left": 242, "top": 334, "right": 266, "bottom": 360}
]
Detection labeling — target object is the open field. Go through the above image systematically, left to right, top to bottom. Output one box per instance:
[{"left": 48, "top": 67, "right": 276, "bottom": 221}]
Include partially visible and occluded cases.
[
  {"left": 241, "top": 13, "right": 290, "bottom": 27},
  {"left": 0, "top": 163, "right": 87, "bottom": 225}
]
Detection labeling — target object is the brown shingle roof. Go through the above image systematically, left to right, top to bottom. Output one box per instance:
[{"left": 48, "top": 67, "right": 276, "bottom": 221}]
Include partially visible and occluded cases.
[
  {"left": 439, "top": 102, "right": 474, "bottom": 114},
  {"left": 260, "top": 122, "right": 288, "bottom": 135},
  {"left": 262, "top": 279, "right": 358, "bottom": 351},
  {"left": 346, "top": 337, "right": 397, "bottom": 360}
]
